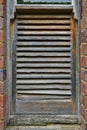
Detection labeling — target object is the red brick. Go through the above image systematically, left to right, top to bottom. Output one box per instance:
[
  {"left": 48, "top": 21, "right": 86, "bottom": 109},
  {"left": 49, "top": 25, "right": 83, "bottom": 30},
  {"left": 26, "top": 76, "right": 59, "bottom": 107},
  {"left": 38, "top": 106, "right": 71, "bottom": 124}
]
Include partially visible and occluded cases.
[
  {"left": 0, "top": 0, "right": 6, "bottom": 4},
  {"left": 82, "top": 0, "right": 87, "bottom": 17},
  {"left": 0, "top": 5, "right": 3, "bottom": 17},
  {"left": 81, "top": 17, "right": 87, "bottom": 30},
  {"left": 0, "top": 18, "right": 4, "bottom": 29},
  {"left": 0, "top": 30, "right": 5, "bottom": 42},
  {"left": 81, "top": 31, "right": 87, "bottom": 43},
  {"left": 0, "top": 44, "right": 6, "bottom": 56},
  {"left": 81, "top": 44, "right": 87, "bottom": 55},
  {"left": 0, "top": 56, "right": 6, "bottom": 68},
  {"left": 80, "top": 56, "right": 87, "bottom": 68},
  {"left": 81, "top": 56, "right": 87, "bottom": 68},
  {"left": 0, "top": 69, "right": 6, "bottom": 81},
  {"left": 81, "top": 69, "right": 87, "bottom": 82},
  {"left": 0, "top": 81, "right": 6, "bottom": 94},
  {"left": 81, "top": 81, "right": 87, "bottom": 95},
  {"left": 0, "top": 94, "right": 6, "bottom": 107},
  {"left": 82, "top": 95, "right": 87, "bottom": 109},
  {"left": 82, "top": 105, "right": 87, "bottom": 121},
  {"left": 0, "top": 107, "right": 6, "bottom": 120},
  {"left": 81, "top": 117, "right": 87, "bottom": 130},
  {"left": 0, "top": 121, "right": 5, "bottom": 130}
]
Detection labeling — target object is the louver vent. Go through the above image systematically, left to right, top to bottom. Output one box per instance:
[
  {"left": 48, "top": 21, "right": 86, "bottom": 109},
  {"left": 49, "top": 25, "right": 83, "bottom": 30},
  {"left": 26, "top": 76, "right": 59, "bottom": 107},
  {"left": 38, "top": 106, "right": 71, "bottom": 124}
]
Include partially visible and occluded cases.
[{"left": 14, "top": 12, "right": 74, "bottom": 113}]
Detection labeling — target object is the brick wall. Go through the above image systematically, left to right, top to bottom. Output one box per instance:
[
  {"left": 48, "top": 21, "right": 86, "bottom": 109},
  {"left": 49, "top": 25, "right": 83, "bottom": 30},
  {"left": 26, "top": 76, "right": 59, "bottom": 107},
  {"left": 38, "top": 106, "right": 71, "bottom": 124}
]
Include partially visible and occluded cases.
[
  {"left": 0, "top": 0, "right": 7, "bottom": 130},
  {"left": 81, "top": 0, "right": 87, "bottom": 130}
]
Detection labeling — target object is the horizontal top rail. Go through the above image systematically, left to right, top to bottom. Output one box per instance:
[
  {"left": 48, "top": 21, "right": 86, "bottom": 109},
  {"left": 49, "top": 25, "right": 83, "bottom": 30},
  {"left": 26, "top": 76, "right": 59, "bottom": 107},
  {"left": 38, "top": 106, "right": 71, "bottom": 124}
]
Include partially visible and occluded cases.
[
  {"left": 10, "top": 0, "right": 78, "bottom": 20},
  {"left": 16, "top": 4, "right": 73, "bottom": 14},
  {"left": 16, "top": 4, "right": 73, "bottom": 9}
]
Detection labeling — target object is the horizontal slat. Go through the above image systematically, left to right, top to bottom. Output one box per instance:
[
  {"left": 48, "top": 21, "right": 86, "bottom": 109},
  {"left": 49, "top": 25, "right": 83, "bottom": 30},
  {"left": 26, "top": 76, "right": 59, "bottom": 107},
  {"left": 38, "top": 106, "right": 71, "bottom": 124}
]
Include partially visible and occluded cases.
[
  {"left": 17, "top": 15, "right": 71, "bottom": 19},
  {"left": 17, "top": 20, "right": 71, "bottom": 24},
  {"left": 17, "top": 25, "right": 71, "bottom": 30},
  {"left": 17, "top": 31, "right": 71, "bottom": 35},
  {"left": 17, "top": 36, "right": 71, "bottom": 41},
  {"left": 17, "top": 41, "right": 71, "bottom": 46},
  {"left": 17, "top": 47, "right": 71, "bottom": 52},
  {"left": 17, "top": 52, "right": 71, "bottom": 57},
  {"left": 17, "top": 57, "right": 71, "bottom": 62},
  {"left": 17, "top": 63, "right": 71, "bottom": 67},
  {"left": 17, "top": 68, "right": 71, "bottom": 73},
  {"left": 17, "top": 74, "right": 71, "bottom": 79},
  {"left": 17, "top": 79, "right": 71, "bottom": 84},
  {"left": 17, "top": 84, "right": 71, "bottom": 90},
  {"left": 17, "top": 90, "right": 71, "bottom": 95},
  {"left": 17, "top": 95, "right": 71, "bottom": 100}
]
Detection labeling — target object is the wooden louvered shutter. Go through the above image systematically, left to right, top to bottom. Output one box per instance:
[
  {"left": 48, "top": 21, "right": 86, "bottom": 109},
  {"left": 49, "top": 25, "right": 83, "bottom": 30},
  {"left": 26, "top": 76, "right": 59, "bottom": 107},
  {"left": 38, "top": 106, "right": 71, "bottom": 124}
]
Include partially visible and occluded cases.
[{"left": 13, "top": 10, "right": 76, "bottom": 114}]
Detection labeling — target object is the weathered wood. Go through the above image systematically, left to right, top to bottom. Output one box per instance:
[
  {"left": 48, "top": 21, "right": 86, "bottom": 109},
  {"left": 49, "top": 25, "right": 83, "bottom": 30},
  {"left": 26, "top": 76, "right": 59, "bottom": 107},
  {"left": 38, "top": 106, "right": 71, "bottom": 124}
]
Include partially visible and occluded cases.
[
  {"left": 13, "top": 11, "right": 76, "bottom": 119},
  {"left": 17, "top": 15, "right": 71, "bottom": 19},
  {"left": 17, "top": 20, "right": 71, "bottom": 24},
  {"left": 17, "top": 25, "right": 71, "bottom": 30},
  {"left": 17, "top": 31, "right": 71, "bottom": 35},
  {"left": 17, "top": 36, "right": 71, "bottom": 41},
  {"left": 17, "top": 41, "right": 71, "bottom": 46},
  {"left": 17, "top": 47, "right": 71, "bottom": 52},
  {"left": 17, "top": 52, "right": 71, "bottom": 57},
  {"left": 17, "top": 57, "right": 71, "bottom": 62},
  {"left": 17, "top": 63, "right": 71, "bottom": 67},
  {"left": 17, "top": 68, "right": 71, "bottom": 73},
  {"left": 17, "top": 74, "right": 71, "bottom": 79},
  {"left": 17, "top": 79, "right": 71, "bottom": 84},
  {"left": 17, "top": 84, "right": 71, "bottom": 90},
  {"left": 17, "top": 90, "right": 71, "bottom": 95},
  {"left": 17, "top": 95, "right": 71, "bottom": 100},
  {"left": 16, "top": 99, "right": 72, "bottom": 114},
  {"left": 10, "top": 114, "right": 78, "bottom": 125},
  {"left": 10, "top": 115, "right": 78, "bottom": 125}
]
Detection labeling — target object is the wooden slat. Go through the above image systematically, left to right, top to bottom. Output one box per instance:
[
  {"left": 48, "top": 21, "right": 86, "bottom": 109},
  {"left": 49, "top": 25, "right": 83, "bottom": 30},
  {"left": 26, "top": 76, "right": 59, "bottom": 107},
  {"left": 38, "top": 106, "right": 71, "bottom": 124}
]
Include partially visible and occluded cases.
[
  {"left": 17, "top": 15, "right": 71, "bottom": 19},
  {"left": 17, "top": 20, "right": 71, "bottom": 24},
  {"left": 17, "top": 25, "right": 71, "bottom": 30},
  {"left": 17, "top": 31, "right": 71, "bottom": 35},
  {"left": 17, "top": 36, "right": 71, "bottom": 41},
  {"left": 17, "top": 41, "right": 71, "bottom": 46},
  {"left": 17, "top": 47, "right": 71, "bottom": 52},
  {"left": 17, "top": 52, "right": 71, "bottom": 57},
  {"left": 17, "top": 57, "right": 71, "bottom": 62},
  {"left": 17, "top": 63, "right": 71, "bottom": 67},
  {"left": 17, "top": 68, "right": 71, "bottom": 73},
  {"left": 17, "top": 74, "right": 71, "bottom": 79},
  {"left": 17, "top": 79, "right": 71, "bottom": 84},
  {"left": 17, "top": 84, "right": 71, "bottom": 90},
  {"left": 17, "top": 90, "right": 71, "bottom": 95},
  {"left": 17, "top": 95, "right": 71, "bottom": 100}
]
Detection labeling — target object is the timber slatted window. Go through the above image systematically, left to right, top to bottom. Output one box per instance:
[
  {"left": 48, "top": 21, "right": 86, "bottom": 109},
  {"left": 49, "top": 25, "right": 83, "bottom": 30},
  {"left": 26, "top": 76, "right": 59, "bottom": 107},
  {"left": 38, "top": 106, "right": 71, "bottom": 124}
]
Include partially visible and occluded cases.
[{"left": 12, "top": 8, "right": 76, "bottom": 114}]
